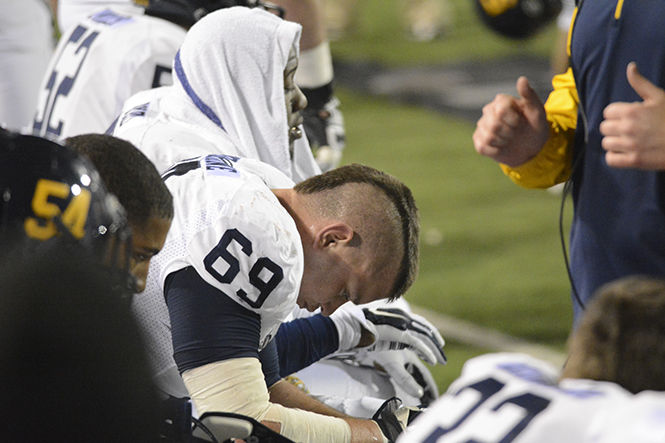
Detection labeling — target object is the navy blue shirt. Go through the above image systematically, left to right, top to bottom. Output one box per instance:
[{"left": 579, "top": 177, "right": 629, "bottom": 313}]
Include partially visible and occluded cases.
[{"left": 568, "top": 0, "right": 665, "bottom": 318}]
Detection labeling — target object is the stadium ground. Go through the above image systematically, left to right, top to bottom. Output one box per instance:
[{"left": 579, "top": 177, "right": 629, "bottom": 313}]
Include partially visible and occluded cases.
[
  {"left": 329, "top": 0, "right": 573, "bottom": 390},
  {"left": 334, "top": 54, "right": 554, "bottom": 122}
]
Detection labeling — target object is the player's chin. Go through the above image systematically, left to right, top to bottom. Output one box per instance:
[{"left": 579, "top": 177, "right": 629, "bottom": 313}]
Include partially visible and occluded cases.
[
  {"left": 296, "top": 297, "right": 311, "bottom": 311},
  {"left": 305, "top": 303, "right": 320, "bottom": 312}
]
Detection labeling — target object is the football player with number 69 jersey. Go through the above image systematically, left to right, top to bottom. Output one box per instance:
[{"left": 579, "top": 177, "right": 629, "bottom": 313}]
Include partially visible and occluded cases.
[
  {"left": 137, "top": 154, "right": 422, "bottom": 442},
  {"left": 399, "top": 276, "right": 665, "bottom": 443}
]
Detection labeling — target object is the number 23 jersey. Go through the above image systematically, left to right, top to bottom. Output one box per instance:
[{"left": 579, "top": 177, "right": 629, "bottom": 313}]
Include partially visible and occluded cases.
[
  {"left": 151, "top": 154, "right": 303, "bottom": 351},
  {"left": 398, "top": 353, "right": 665, "bottom": 443}
]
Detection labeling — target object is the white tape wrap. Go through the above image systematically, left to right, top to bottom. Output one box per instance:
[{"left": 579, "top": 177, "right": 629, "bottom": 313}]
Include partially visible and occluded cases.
[{"left": 183, "top": 358, "right": 352, "bottom": 442}]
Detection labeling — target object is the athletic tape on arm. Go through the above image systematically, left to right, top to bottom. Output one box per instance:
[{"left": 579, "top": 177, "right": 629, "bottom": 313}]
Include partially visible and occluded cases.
[{"left": 183, "top": 358, "right": 352, "bottom": 442}]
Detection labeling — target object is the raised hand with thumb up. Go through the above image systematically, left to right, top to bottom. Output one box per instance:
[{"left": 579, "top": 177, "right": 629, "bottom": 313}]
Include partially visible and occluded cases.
[
  {"left": 600, "top": 62, "right": 665, "bottom": 170},
  {"left": 473, "top": 76, "right": 550, "bottom": 167}
]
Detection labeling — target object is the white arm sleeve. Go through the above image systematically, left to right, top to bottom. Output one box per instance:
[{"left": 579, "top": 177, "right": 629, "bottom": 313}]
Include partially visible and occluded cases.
[{"left": 183, "top": 358, "right": 352, "bottom": 443}]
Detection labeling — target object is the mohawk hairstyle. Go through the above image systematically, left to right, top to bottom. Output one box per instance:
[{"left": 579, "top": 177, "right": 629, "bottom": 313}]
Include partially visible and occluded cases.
[{"left": 294, "top": 163, "right": 419, "bottom": 300}]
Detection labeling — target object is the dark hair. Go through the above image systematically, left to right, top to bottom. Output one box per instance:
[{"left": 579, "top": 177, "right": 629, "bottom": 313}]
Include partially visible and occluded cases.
[
  {"left": 1, "top": 131, "right": 131, "bottom": 277},
  {"left": 66, "top": 134, "right": 173, "bottom": 226},
  {"left": 294, "top": 163, "right": 419, "bottom": 299},
  {"left": 574, "top": 275, "right": 665, "bottom": 393}
]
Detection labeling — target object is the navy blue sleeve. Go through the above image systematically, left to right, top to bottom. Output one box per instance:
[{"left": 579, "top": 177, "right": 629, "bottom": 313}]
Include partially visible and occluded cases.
[
  {"left": 164, "top": 266, "right": 261, "bottom": 373},
  {"left": 275, "top": 314, "right": 340, "bottom": 377},
  {"left": 258, "top": 339, "right": 281, "bottom": 388}
]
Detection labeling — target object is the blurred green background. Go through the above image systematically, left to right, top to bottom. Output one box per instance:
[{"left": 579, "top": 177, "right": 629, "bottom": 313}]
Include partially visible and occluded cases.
[{"left": 327, "top": 0, "right": 573, "bottom": 391}]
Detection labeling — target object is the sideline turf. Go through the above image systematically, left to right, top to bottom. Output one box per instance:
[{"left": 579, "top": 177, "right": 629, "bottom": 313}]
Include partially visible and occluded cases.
[{"left": 328, "top": 0, "right": 573, "bottom": 390}]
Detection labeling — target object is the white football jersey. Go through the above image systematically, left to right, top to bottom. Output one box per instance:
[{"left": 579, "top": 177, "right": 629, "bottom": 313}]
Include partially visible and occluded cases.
[
  {"left": 0, "top": 0, "right": 53, "bottom": 131},
  {"left": 32, "top": 4, "right": 184, "bottom": 141},
  {"left": 112, "top": 88, "right": 243, "bottom": 176},
  {"left": 133, "top": 154, "right": 303, "bottom": 396},
  {"left": 398, "top": 353, "right": 665, "bottom": 443},
  {"left": 585, "top": 390, "right": 665, "bottom": 443}
]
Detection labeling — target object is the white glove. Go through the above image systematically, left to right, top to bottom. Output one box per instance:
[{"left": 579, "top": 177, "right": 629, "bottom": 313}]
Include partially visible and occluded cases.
[
  {"left": 329, "top": 302, "right": 367, "bottom": 351},
  {"left": 329, "top": 303, "right": 446, "bottom": 365},
  {"left": 361, "top": 306, "right": 447, "bottom": 365},
  {"left": 354, "top": 349, "right": 439, "bottom": 403}
]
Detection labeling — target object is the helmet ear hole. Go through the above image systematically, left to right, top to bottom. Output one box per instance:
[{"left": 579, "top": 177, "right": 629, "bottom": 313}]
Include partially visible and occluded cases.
[{"left": 475, "top": 0, "right": 563, "bottom": 40}]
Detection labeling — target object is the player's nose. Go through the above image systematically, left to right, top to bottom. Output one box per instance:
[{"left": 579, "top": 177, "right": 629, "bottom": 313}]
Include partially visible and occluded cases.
[
  {"left": 293, "top": 85, "right": 307, "bottom": 112},
  {"left": 131, "top": 262, "right": 149, "bottom": 293}
]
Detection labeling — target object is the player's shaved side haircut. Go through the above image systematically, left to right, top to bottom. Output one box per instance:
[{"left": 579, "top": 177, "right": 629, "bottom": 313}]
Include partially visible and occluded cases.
[
  {"left": 66, "top": 134, "right": 174, "bottom": 226},
  {"left": 294, "top": 163, "right": 419, "bottom": 300},
  {"left": 566, "top": 276, "right": 665, "bottom": 393}
]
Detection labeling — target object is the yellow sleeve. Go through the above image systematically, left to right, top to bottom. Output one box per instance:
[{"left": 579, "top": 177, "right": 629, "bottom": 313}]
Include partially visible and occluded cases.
[{"left": 500, "top": 68, "right": 579, "bottom": 189}]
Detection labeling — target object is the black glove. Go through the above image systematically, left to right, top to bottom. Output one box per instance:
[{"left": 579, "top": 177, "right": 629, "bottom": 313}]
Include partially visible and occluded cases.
[
  {"left": 301, "top": 83, "right": 346, "bottom": 172},
  {"left": 372, "top": 397, "right": 423, "bottom": 442}
]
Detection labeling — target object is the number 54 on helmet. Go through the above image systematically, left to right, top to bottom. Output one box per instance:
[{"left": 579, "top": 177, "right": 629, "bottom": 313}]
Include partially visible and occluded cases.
[{"left": 0, "top": 129, "right": 132, "bottom": 284}]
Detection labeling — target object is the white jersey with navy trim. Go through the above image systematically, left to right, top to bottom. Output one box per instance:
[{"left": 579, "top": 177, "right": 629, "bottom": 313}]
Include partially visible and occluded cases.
[
  {"left": 32, "top": 4, "right": 184, "bottom": 141},
  {"left": 112, "top": 87, "right": 242, "bottom": 176},
  {"left": 133, "top": 154, "right": 302, "bottom": 396},
  {"left": 399, "top": 353, "right": 665, "bottom": 443}
]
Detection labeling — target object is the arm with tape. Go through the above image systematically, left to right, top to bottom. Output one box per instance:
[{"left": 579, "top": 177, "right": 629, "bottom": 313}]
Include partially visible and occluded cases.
[{"left": 166, "top": 267, "right": 388, "bottom": 443}]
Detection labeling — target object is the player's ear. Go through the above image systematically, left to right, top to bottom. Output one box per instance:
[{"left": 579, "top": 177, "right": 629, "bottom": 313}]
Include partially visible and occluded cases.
[{"left": 314, "top": 222, "right": 353, "bottom": 249}]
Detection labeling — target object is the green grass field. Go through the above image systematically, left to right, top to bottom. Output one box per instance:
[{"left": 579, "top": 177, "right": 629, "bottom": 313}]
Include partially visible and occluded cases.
[{"left": 328, "top": 0, "right": 574, "bottom": 390}]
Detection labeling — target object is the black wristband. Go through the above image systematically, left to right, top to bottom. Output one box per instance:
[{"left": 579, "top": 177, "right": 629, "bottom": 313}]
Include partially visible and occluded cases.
[
  {"left": 300, "top": 81, "right": 334, "bottom": 110},
  {"left": 372, "top": 397, "right": 404, "bottom": 443}
]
